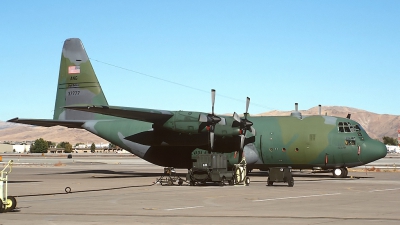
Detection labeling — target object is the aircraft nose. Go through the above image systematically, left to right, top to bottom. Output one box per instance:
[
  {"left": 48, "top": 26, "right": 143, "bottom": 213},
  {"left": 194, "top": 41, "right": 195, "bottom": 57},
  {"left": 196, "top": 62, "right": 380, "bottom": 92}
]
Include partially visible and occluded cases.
[{"left": 362, "top": 140, "right": 387, "bottom": 163}]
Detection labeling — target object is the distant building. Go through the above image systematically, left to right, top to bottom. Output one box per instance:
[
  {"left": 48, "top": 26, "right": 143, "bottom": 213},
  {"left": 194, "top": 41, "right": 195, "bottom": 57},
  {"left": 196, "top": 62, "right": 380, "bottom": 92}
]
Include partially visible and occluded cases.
[
  {"left": 0, "top": 144, "right": 13, "bottom": 153},
  {"left": 0, "top": 144, "right": 31, "bottom": 153},
  {"left": 13, "top": 144, "right": 31, "bottom": 153},
  {"left": 386, "top": 145, "right": 400, "bottom": 153}
]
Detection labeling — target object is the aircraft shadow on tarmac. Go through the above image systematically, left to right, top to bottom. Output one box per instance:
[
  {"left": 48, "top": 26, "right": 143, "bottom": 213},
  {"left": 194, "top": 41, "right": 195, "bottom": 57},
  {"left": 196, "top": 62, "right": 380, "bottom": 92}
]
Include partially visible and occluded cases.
[
  {"left": 46, "top": 169, "right": 187, "bottom": 179},
  {"left": 46, "top": 170, "right": 375, "bottom": 180},
  {"left": 249, "top": 171, "right": 374, "bottom": 180},
  {"left": 9, "top": 181, "right": 42, "bottom": 184}
]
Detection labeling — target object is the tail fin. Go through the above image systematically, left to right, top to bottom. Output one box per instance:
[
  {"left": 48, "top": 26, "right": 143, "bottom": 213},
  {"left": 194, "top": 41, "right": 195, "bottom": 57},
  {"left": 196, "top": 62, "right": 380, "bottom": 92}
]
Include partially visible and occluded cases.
[{"left": 53, "top": 38, "right": 108, "bottom": 120}]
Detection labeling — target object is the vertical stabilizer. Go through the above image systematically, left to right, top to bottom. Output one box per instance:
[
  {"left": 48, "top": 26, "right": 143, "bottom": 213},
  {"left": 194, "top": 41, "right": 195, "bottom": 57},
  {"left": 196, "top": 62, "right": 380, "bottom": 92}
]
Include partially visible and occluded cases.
[{"left": 53, "top": 38, "right": 108, "bottom": 120}]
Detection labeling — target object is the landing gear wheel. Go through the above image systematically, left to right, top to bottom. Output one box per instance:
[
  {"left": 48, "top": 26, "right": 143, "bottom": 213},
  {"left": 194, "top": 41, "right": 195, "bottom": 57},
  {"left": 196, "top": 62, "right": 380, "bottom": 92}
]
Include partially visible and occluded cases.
[
  {"left": 333, "top": 168, "right": 347, "bottom": 178},
  {"left": 333, "top": 168, "right": 342, "bottom": 178},
  {"left": 343, "top": 168, "right": 348, "bottom": 178},
  {"left": 220, "top": 177, "right": 226, "bottom": 186},
  {"left": 245, "top": 177, "right": 250, "bottom": 185},
  {"left": 267, "top": 178, "right": 273, "bottom": 186},
  {"left": 288, "top": 178, "right": 294, "bottom": 187},
  {"left": 167, "top": 179, "right": 173, "bottom": 186},
  {"left": 178, "top": 179, "right": 183, "bottom": 186},
  {"left": 228, "top": 179, "right": 234, "bottom": 185},
  {"left": 190, "top": 181, "right": 195, "bottom": 186},
  {"left": 4, "top": 196, "right": 17, "bottom": 212},
  {"left": 0, "top": 199, "right": 4, "bottom": 213}
]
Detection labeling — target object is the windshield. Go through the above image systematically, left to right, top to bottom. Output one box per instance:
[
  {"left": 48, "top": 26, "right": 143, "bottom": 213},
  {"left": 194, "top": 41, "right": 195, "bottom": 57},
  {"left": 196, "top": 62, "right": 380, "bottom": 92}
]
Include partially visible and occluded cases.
[{"left": 337, "top": 122, "right": 362, "bottom": 133}]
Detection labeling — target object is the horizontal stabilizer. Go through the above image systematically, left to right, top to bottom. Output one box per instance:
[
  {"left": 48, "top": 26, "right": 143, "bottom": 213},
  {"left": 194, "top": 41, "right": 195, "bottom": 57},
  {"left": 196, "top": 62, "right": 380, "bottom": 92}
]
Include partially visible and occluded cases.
[
  {"left": 64, "top": 105, "right": 173, "bottom": 124},
  {"left": 7, "top": 118, "right": 85, "bottom": 129}
]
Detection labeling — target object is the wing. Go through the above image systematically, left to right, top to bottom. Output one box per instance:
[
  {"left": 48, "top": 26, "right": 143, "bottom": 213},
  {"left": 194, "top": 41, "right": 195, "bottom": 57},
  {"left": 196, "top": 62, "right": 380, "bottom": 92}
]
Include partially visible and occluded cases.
[
  {"left": 64, "top": 105, "right": 173, "bottom": 124},
  {"left": 7, "top": 118, "right": 85, "bottom": 129}
]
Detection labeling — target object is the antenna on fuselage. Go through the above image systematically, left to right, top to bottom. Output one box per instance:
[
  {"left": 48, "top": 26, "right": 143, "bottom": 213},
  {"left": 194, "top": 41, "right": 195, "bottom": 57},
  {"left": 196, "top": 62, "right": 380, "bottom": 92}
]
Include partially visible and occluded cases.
[
  {"left": 290, "top": 103, "right": 302, "bottom": 119},
  {"left": 318, "top": 105, "right": 321, "bottom": 115}
]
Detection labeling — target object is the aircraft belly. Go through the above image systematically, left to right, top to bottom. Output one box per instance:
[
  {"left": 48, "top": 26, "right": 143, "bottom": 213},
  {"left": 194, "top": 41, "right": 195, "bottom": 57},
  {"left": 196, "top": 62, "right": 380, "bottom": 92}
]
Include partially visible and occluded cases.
[{"left": 117, "top": 132, "right": 149, "bottom": 158}]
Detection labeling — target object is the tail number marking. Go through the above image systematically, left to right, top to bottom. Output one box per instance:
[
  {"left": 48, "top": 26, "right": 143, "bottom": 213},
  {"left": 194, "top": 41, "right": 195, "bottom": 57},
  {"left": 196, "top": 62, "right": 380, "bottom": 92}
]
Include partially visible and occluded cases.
[{"left": 68, "top": 91, "right": 80, "bottom": 96}]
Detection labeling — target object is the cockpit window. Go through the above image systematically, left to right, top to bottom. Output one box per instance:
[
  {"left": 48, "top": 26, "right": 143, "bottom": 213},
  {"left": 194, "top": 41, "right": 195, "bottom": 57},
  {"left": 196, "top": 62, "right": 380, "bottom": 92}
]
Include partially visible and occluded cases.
[
  {"left": 338, "top": 121, "right": 359, "bottom": 133},
  {"left": 344, "top": 123, "right": 351, "bottom": 132},
  {"left": 355, "top": 124, "right": 363, "bottom": 131}
]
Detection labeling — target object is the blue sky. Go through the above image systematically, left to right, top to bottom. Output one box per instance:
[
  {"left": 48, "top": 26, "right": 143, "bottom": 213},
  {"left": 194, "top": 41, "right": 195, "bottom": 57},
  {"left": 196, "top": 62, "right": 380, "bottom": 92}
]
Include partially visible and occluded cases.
[{"left": 1, "top": 1, "right": 399, "bottom": 121}]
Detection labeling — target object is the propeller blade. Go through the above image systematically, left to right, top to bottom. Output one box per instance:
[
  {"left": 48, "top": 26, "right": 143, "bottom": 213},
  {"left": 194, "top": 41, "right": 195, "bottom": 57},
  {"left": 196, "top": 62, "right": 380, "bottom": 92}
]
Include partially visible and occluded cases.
[
  {"left": 211, "top": 89, "right": 216, "bottom": 115},
  {"left": 245, "top": 97, "right": 250, "bottom": 114},
  {"left": 233, "top": 112, "right": 241, "bottom": 122},
  {"left": 198, "top": 123, "right": 207, "bottom": 133},
  {"left": 250, "top": 126, "right": 256, "bottom": 135},
  {"left": 210, "top": 131, "right": 215, "bottom": 150},
  {"left": 240, "top": 135, "right": 245, "bottom": 150}
]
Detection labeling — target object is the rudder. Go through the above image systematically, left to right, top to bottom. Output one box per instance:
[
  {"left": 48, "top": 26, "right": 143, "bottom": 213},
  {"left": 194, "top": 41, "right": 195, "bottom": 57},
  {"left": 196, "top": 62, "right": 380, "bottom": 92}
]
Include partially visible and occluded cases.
[{"left": 53, "top": 38, "right": 108, "bottom": 120}]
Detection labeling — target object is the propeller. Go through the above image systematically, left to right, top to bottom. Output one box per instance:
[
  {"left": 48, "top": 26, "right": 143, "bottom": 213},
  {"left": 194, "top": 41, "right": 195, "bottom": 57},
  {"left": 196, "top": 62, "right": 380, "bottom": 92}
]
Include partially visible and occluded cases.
[
  {"left": 198, "top": 89, "right": 222, "bottom": 151},
  {"left": 232, "top": 97, "right": 255, "bottom": 153}
]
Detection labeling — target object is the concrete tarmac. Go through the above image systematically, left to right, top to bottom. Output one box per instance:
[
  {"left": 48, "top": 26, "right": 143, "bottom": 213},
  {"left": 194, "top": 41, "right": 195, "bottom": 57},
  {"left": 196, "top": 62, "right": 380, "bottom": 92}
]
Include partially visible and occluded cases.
[{"left": 1, "top": 155, "right": 400, "bottom": 225}]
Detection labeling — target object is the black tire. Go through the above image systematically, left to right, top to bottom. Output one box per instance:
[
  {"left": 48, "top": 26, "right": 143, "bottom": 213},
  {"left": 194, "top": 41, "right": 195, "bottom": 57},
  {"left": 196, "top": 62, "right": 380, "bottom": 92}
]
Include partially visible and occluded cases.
[
  {"left": 343, "top": 168, "right": 348, "bottom": 178},
  {"left": 220, "top": 177, "right": 226, "bottom": 186},
  {"left": 245, "top": 177, "right": 250, "bottom": 185},
  {"left": 288, "top": 178, "right": 294, "bottom": 187},
  {"left": 178, "top": 179, "right": 183, "bottom": 186},
  {"left": 228, "top": 179, "right": 234, "bottom": 185},
  {"left": 267, "top": 179, "right": 273, "bottom": 186},
  {"left": 190, "top": 181, "right": 195, "bottom": 186},
  {"left": 4, "top": 196, "right": 17, "bottom": 212},
  {"left": 0, "top": 199, "right": 4, "bottom": 213}
]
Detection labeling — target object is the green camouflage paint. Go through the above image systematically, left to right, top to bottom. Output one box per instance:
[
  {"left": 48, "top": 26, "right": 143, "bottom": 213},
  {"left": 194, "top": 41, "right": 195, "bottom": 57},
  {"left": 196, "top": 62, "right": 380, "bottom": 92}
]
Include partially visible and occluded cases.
[{"left": 8, "top": 38, "right": 387, "bottom": 173}]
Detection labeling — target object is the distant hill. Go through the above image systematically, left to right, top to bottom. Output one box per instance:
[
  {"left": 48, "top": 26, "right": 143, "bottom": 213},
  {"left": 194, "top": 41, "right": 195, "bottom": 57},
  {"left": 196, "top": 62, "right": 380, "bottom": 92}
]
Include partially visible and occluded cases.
[
  {"left": 0, "top": 106, "right": 399, "bottom": 143},
  {"left": 0, "top": 121, "right": 107, "bottom": 144}
]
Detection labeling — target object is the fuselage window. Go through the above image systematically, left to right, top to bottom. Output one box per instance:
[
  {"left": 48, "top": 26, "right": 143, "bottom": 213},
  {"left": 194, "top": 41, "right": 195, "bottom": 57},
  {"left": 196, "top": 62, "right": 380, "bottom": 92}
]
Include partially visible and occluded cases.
[{"left": 345, "top": 137, "right": 356, "bottom": 145}]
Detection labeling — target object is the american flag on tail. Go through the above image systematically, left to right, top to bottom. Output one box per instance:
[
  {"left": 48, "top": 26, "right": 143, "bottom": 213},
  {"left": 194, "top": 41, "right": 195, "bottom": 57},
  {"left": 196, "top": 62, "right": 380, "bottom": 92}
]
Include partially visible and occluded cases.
[{"left": 68, "top": 66, "right": 80, "bottom": 74}]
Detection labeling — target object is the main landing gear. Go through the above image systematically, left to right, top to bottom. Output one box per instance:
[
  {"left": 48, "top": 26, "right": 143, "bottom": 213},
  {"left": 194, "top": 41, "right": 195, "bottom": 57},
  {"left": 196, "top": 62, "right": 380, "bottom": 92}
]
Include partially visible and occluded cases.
[{"left": 332, "top": 167, "right": 348, "bottom": 178}]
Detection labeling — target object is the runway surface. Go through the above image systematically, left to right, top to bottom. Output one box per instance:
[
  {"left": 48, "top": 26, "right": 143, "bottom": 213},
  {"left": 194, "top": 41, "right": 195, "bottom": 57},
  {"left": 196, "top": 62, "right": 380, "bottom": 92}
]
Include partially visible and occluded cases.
[{"left": 1, "top": 154, "right": 400, "bottom": 225}]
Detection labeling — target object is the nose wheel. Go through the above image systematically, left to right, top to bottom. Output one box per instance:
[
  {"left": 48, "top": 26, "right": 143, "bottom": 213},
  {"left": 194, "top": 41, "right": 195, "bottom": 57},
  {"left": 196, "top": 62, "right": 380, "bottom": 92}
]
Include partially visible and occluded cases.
[{"left": 332, "top": 167, "right": 348, "bottom": 178}]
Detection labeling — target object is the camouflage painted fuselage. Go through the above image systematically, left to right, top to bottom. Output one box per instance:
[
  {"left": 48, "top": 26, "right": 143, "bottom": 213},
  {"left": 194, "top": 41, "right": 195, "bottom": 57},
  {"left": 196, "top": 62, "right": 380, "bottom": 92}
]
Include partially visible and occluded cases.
[
  {"left": 9, "top": 38, "right": 387, "bottom": 171},
  {"left": 78, "top": 111, "right": 386, "bottom": 170}
]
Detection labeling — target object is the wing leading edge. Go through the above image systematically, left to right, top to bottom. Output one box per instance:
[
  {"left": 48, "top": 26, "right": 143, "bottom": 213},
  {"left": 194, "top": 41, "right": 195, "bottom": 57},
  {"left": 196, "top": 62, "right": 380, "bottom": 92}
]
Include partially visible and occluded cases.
[
  {"left": 64, "top": 105, "right": 173, "bottom": 124},
  {"left": 7, "top": 118, "right": 85, "bottom": 129}
]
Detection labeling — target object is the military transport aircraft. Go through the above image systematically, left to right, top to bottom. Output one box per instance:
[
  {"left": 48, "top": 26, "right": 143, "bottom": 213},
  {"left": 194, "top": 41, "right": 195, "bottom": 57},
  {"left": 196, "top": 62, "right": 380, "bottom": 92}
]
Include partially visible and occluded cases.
[{"left": 9, "top": 38, "right": 387, "bottom": 178}]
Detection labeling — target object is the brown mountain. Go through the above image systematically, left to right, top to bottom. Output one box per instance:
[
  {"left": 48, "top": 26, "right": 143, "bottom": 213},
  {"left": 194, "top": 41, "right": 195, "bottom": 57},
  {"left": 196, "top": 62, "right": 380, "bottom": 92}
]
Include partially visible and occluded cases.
[
  {"left": 0, "top": 106, "right": 398, "bottom": 144},
  {"left": 0, "top": 122, "right": 107, "bottom": 144}
]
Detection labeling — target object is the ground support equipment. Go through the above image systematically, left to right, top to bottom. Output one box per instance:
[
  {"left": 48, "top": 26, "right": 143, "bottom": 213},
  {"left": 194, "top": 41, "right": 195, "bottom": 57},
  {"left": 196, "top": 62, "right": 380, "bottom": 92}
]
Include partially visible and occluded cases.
[
  {"left": 187, "top": 153, "right": 234, "bottom": 186},
  {"left": 233, "top": 157, "right": 250, "bottom": 186},
  {"left": 0, "top": 160, "right": 17, "bottom": 213},
  {"left": 156, "top": 167, "right": 184, "bottom": 186},
  {"left": 267, "top": 167, "right": 294, "bottom": 187}
]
